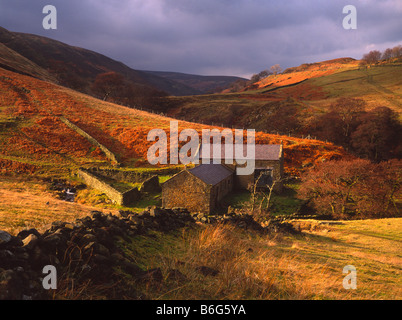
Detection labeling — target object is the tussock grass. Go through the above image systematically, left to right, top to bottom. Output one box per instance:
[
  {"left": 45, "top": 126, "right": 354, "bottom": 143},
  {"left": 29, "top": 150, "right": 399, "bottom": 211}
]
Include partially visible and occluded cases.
[
  {"left": 129, "top": 218, "right": 401, "bottom": 300},
  {"left": 157, "top": 224, "right": 347, "bottom": 300}
]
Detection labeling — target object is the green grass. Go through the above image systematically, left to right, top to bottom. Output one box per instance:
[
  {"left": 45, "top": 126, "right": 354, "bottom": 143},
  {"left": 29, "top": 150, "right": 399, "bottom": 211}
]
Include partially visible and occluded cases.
[
  {"left": 309, "top": 64, "right": 402, "bottom": 110},
  {"left": 158, "top": 175, "right": 172, "bottom": 184},
  {"left": 110, "top": 181, "right": 141, "bottom": 192},
  {"left": 223, "top": 183, "right": 303, "bottom": 217},
  {"left": 269, "top": 185, "right": 303, "bottom": 216},
  {"left": 130, "top": 193, "right": 162, "bottom": 212},
  {"left": 116, "top": 229, "right": 187, "bottom": 270}
]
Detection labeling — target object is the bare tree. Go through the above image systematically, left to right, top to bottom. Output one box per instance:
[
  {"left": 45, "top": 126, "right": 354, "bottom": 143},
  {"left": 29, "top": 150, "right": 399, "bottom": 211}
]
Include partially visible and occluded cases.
[
  {"left": 392, "top": 45, "right": 402, "bottom": 58},
  {"left": 382, "top": 48, "right": 393, "bottom": 60},
  {"left": 362, "top": 50, "right": 382, "bottom": 65},
  {"left": 270, "top": 64, "right": 282, "bottom": 75},
  {"left": 258, "top": 69, "right": 272, "bottom": 79},
  {"left": 92, "top": 72, "right": 125, "bottom": 101},
  {"left": 250, "top": 73, "right": 261, "bottom": 84},
  {"left": 329, "top": 97, "right": 366, "bottom": 142},
  {"left": 250, "top": 171, "right": 285, "bottom": 219}
]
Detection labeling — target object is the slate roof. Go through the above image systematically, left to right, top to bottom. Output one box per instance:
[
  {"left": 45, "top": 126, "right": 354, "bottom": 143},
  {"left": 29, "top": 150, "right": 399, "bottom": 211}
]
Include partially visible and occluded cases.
[
  {"left": 199, "top": 144, "right": 282, "bottom": 161},
  {"left": 254, "top": 144, "right": 282, "bottom": 160},
  {"left": 188, "top": 164, "right": 233, "bottom": 186}
]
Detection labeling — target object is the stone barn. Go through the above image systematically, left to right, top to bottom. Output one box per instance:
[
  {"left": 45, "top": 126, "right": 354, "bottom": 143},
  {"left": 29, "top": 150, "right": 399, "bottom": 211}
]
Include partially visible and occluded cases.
[
  {"left": 162, "top": 144, "right": 283, "bottom": 213},
  {"left": 198, "top": 144, "right": 284, "bottom": 192},
  {"left": 162, "top": 163, "right": 234, "bottom": 214}
]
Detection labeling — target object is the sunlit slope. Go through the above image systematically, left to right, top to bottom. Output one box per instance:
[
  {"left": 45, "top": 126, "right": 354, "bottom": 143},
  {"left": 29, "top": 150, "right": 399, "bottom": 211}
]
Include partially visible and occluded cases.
[
  {"left": 253, "top": 57, "right": 360, "bottom": 90},
  {"left": 164, "top": 60, "right": 402, "bottom": 131},
  {"left": 242, "top": 61, "right": 402, "bottom": 114},
  {"left": 308, "top": 63, "right": 402, "bottom": 112},
  {"left": 0, "top": 67, "right": 346, "bottom": 176}
]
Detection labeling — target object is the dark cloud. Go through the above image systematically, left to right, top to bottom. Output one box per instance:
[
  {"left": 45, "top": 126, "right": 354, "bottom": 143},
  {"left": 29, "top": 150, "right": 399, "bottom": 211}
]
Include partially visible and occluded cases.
[{"left": 0, "top": 0, "right": 401, "bottom": 77}]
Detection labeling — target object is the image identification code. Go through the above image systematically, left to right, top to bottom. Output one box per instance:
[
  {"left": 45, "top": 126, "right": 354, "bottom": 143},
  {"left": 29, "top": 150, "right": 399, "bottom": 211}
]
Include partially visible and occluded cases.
[{"left": 156, "top": 304, "right": 246, "bottom": 317}]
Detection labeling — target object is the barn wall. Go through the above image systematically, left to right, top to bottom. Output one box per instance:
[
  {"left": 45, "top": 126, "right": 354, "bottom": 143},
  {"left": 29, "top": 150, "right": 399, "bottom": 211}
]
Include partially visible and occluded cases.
[
  {"left": 162, "top": 171, "right": 212, "bottom": 213},
  {"left": 210, "top": 174, "right": 234, "bottom": 211}
]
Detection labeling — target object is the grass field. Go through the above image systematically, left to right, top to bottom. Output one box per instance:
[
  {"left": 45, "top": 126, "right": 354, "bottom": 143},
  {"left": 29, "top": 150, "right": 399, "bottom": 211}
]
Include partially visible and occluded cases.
[
  {"left": 0, "top": 174, "right": 118, "bottom": 235},
  {"left": 222, "top": 183, "right": 303, "bottom": 217},
  {"left": 113, "top": 217, "right": 401, "bottom": 300}
]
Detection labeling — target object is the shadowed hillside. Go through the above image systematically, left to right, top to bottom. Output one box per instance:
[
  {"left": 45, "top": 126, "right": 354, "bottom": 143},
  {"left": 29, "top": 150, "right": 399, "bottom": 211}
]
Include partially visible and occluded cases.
[
  {"left": 0, "top": 27, "right": 199, "bottom": 96},
  {"left": 0, "top": 27, "right": 245, "bottom": 97},
  {"left": 143, "top": 70, "right": 247, "bottom": 94}
]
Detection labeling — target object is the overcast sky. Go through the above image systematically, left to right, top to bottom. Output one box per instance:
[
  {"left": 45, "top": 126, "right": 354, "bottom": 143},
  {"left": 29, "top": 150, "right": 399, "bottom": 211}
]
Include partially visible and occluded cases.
[{"left": 1, "top": 0, "right": 401, "bottom": 78}]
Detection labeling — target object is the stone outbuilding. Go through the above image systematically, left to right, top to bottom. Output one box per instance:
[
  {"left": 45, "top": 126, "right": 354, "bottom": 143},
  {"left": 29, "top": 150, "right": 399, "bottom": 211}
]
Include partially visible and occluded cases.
[
  {"left": 162, "top": 144, "right": 284, "bottom": 213},
  {"left": 198, "top": 144, "right": 284, "bottom": 192},
  {"left": 162, "top": 163, "right": 234, "bottom": 214}
]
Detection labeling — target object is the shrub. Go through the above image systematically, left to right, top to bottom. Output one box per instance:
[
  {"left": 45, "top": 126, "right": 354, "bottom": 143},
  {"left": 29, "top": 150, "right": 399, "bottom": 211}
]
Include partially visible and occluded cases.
[{"left": 298, "top": 159, "right": 401, "bottom": 219}]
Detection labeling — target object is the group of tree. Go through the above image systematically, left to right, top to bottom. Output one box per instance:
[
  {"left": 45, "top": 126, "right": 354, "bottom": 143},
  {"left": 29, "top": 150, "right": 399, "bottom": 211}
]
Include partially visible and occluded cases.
[
  {"left": 361, "top": 44, "right": 402, "bottom": 65},
  {"left": 227, "top": 64, "right": 283, "bottom": 92},
  {"left": 250, "top": 64, "right": 283, "bottom": 84},
  {"left": 91, "top": 71, "right": 168, "bottom": 108},
  {"left": 307, "top": 97, "right": 402, "bottom": 161},
  {"left": 297, "top": 98, "right": 401, "bottom": 219},
  {"left": 298, "top": 158, "right": 401, "bottom": 219}
]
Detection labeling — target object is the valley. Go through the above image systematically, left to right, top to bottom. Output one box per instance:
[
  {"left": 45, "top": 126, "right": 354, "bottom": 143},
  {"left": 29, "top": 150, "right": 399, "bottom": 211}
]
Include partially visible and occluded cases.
[{"left": 0, "top": 28, "right": 400, "bottom": 301}]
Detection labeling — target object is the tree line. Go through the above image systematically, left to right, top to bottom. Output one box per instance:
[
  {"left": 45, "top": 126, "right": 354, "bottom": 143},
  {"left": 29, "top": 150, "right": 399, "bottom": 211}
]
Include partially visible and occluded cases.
[
  {"left": 361, "top": 44, "right": 402, "bottom": 65},
  {"left": 256, "top": 97, "right": 401, "bottom": 162},
  {"left": 307, "top": 97, "right": 401, "bottom": 161},
  {"left": 297, "top": 98, "right": 401, "bottom": 219}
]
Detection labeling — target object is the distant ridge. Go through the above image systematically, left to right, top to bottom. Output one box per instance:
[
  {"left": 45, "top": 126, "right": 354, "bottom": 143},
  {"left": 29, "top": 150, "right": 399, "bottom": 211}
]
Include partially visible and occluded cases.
[
  {"left": 0, "top": 27, "right": 246, "bottom": 96},
  {"left": 0, "top": 27, "right": 201, "bottom": 96},
  {"left": 143, "top": 70, "right": 248, "bottom": 94}
]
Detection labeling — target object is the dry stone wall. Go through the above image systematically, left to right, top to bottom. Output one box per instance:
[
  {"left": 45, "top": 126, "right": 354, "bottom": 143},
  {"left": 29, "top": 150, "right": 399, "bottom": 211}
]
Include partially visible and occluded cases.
[
  {"left": 60, "top": 116, "right": 119, "bottom": 165},
  {"left": 88, "top": 167, "right": 182, "bottom": 184},
  {"left": 78, "top": 168, "right": 140, "bottom": 206},
  {"left": 0, "top": 206, "right": 298, "bottom": 300}
]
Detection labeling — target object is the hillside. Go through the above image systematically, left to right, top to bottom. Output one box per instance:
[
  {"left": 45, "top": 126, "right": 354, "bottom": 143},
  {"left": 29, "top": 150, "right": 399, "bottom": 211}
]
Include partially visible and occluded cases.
[
  {"left": 0, "top": 27, "right": 200, "bottom": 96},
  {"left": 0, "top": 27, "right": 245, "bottom": 97},
  {"left": 0, "top": 42, "right": 57, "bottom": 83},
  {"left": 0, "top": 46, "right": 399, "bottom": 303},
  {"left": 247, "top": 57, "right": 360, "bottom": 91},
  {"left": 249, "top": 57, "right": 402, "bottom": 113},
  {"left": 157, "top": 59, "right": 402, "bottom": 132},
  {"left": 0, "top": 66, "right": 346, "bottom": 178},
  {"left": 143, "top": 70, "right": 247, "bottom": 94}
]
